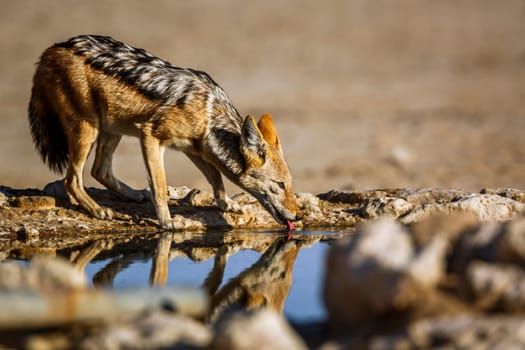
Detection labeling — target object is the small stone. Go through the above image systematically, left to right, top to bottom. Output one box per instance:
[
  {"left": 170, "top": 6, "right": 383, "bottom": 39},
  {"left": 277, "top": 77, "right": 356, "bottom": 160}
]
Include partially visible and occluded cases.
[
  {"left": 386, "top": 146, "right": 413, "bottom": 168},
  {"left": 167, "top": 186, "right": 193, "bottom": 200},
  {"left": 181, "top": 188, "right": 215, "bottom": 206},
  {"left": 12, "top": 196, "right": 55, "bottom": 210},
  {"left": 75, "top": 223, "right": 90, "bottom": 230},
  {"left": 17, "top": 226, "right": 40, "bottom": 242}
]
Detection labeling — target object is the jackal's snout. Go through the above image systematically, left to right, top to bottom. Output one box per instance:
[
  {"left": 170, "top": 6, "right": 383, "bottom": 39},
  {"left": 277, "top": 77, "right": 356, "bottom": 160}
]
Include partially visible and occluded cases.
[{"left": 284, "top": 191, "right": 300, "bottom": 221}]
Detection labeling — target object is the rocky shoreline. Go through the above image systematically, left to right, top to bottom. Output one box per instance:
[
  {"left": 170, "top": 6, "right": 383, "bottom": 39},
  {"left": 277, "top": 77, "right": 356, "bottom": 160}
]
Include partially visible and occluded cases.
[
  {"left": 1, "top": 181, "right": 524, "bottom": 237},
  {"left": 0, "top": 184, "right": 524, "bottom": 349}
]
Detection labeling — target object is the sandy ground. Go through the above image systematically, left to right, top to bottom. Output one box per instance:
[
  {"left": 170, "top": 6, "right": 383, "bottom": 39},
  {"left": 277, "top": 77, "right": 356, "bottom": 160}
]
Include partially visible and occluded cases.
[{"left": 1, "top": 0, "right": 524, "bottom": 196}]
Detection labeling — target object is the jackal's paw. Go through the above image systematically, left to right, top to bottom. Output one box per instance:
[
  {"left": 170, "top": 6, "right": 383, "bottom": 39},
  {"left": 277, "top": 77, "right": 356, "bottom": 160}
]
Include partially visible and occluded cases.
[
  {"left": 216, "top": 197, "right": 242, "bottom": 214},
  {"left": 93, "top": 207, "right": 115, "bottom": 220}
]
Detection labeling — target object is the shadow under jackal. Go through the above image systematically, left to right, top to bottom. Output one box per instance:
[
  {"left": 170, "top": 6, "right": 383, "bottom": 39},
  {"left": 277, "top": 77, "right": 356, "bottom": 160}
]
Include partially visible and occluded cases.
[{"left": 28, "top": 35, "right": 298, "bottom": 229}]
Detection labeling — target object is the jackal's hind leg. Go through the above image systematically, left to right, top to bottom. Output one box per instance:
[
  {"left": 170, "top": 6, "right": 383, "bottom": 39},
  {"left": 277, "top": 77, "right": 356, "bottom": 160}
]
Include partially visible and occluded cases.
[
  {"left": 64, "top": 123, "right": 114, "bottom": 220},
  {"left": 92, "top": 132, "right": 148, "bottom": 202},
  {"left": 186, "top": 154, "right": 241, "bottom": 213}
]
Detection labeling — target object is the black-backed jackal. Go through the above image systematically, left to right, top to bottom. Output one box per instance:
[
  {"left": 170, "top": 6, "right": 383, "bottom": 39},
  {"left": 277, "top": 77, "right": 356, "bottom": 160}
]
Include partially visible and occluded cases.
[{"left": 28, "top": 35, "right": 298, "bottom": 229}]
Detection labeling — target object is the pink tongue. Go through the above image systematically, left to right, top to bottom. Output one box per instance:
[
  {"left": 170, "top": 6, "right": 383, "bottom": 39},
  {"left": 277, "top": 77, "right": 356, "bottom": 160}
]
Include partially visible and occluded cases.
[{"left": 286, "top": 220, "right": 295, "bottom": 231}]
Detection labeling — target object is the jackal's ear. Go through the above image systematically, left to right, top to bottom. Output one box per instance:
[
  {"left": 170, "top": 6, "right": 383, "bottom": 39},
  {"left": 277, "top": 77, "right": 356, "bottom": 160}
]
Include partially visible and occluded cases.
[
  {"left": 258, "top": 113, "right": 281, "bottom": 150},
  {"left": 241, "top": 115, "right": 266, "bottom": 168}
]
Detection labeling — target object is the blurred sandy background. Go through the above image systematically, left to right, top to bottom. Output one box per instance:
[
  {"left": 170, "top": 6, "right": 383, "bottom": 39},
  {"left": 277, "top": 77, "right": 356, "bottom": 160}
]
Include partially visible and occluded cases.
[{"left": 0, "top": 0, "right": 524, "bottom": 195}]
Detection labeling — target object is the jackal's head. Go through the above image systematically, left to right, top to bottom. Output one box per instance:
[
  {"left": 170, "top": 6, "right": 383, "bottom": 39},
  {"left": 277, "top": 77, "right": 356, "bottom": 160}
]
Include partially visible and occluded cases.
[{"left": 239, "top": 114, "right": 299, "bottom": 225}]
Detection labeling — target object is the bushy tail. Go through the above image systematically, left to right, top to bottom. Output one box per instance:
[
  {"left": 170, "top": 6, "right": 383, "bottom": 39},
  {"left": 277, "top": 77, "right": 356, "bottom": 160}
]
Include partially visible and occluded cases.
[{"left": 28, "top": 80, "right": 69, "bottom": 174}]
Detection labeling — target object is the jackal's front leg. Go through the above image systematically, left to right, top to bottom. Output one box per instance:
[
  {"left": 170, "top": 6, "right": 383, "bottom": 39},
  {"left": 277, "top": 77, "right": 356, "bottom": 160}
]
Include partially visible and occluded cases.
[
  {"left": 140, "top": 134, "right": 177, "bottom": 229},
  {"left": 186, "top": 154, "right": 241, "bottom": 213}
]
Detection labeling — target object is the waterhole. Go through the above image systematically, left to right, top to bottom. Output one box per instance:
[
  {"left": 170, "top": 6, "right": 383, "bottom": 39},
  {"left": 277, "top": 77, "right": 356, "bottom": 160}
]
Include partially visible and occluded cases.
[
  {"left": 4, "top": 228, "right": 353, "bottom": 326},
  {"left": 72, "top": 229, "right": 352, "bottom": 323}
]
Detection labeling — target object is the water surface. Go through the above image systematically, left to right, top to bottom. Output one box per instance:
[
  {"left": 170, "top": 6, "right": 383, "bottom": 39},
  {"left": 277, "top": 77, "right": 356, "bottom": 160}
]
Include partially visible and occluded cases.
[{"left": 82, "top": 229, "right": 347, "bottom": 323}]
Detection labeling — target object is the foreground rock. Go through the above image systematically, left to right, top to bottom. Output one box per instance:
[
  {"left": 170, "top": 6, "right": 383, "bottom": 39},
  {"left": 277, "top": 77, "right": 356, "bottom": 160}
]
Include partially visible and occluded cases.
[
  {"left": 323, "top": 214, "right": 525, "bottom": 348},
  {"left": 324, "top": 218, "right": 451, "bottom": 331},
  {"left": 210, "top": 309, "right": 307, "bottom": 350},
  {"left": 80, "top": 311, "right": 212, "bottom": 350},
  {"left": 373, "top": 315, "right": 525, "bottom": 349}
]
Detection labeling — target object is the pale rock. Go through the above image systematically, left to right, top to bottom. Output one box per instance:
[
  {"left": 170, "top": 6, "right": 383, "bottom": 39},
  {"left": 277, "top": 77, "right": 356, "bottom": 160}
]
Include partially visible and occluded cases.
[
  {"left": 386, "top": 145, "right": 413, "bottom": 167},
  {"left": 167, "top": 185, "right": 193, "bottom": 200},
  {"left": 481, "top": 187, "right": 525, "bottom": 203},
  {"left": 180, "top": 188, "right": 215, "bottom": 206},
  {"left": 399, "top": 188, "right": 466, "bottom": 206},
  {"left": 295, "top": 192, "right": 321, "bottom": 214},
  {"left": 295, "top": 192, "right": 322, "bottom": 225},
  {"left": 401, "top": 194, "right": 525, "bottom": 224},
  {"left": 454, "top": 194, "right": 525, "bottom": 221},
  {"left": 362, "top": 197, "right": 412, "bottom": 219},
  {"left": 408, "top": 212, "right": 479, "bottom": 247},
  {"left": 169, "top": 215, "right": 205, "bottom": 230},
  {"left": 494, "top": 216, "right": 525, "bottom": 264},
  {"left": 450, "top": 217, "right": 525, "bottom": 271},
  {"left": 324, "top": 218, "right": 450, "bottom": 331},
  {"left": 324, "top": 219, "right": 413, "bottom": 327},
  {"left": 350, "top": 219, "right": 414, "bottom": 270},
  {"left": 407, "top": 234, "right": 448, "bottom": 288},
  {"left": 0, "top": 256, "right": 85, "bottom": 292},
  {"left": 30, "top": 256, "right": 86, "bottom": 291},
  {"left": 0, "top": 261, "right": 34, "bottom": 290},
  {"left": 467, "top": 261, "right": 525, "bottom": 311},
  {"left": 210, "top": 309, "right": 307, "bottom": 350},
  {"left": 81, "top": 311, "right": 211, "bottom": 350},
  {"left": 406, "top": 315, "right": 525, "bottom": 349}
]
